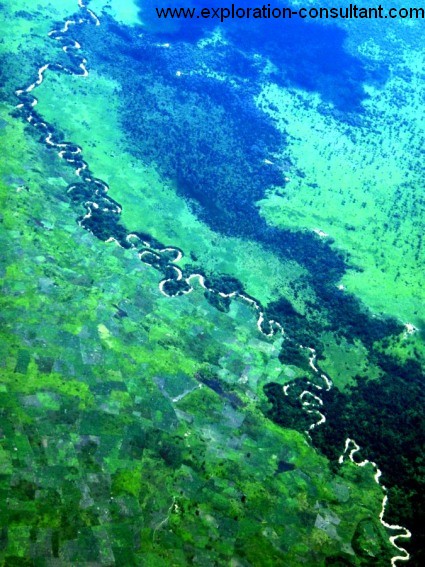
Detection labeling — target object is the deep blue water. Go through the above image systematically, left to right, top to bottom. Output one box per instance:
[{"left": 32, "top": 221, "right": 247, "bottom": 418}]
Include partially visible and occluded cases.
[{"left": 136, "top": 0, "right": 388, "bottom": 110}]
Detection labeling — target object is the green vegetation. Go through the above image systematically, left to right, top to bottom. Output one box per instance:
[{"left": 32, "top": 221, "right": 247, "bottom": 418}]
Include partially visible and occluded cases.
[
  {"left": 1, "top": 0, "right": 424, "bottom": 564},
  {"left": 256, "top": 40, "right": 424, "bottom": 325},
  {"left": 0, "top": 86, "right": 394, "bottom": 566}
]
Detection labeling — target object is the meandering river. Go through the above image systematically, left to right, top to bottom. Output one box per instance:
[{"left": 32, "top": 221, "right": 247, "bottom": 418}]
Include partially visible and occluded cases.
[{"left": 13, "top": 1, "right": 411, "bottom": 563}]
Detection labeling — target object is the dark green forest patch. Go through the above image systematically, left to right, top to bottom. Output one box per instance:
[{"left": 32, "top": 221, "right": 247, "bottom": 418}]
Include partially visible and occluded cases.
[
  {"left": 77, "top": 18, "right": 403, "bottom": 353},
  {"left": 264, "top": 354, "right": 425, "bottom": 564}
]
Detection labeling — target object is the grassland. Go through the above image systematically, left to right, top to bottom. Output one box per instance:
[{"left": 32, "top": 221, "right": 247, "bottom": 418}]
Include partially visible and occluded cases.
[
  {"left": 1, "top": 0, "right": 423, "bottom": 564},
  {"left": 256, "top": 18, "right": 424, "bottom": 326},
  {"left": 34, "top": 69, "right": 312, "bottom": 313},
  {"left": 0, "top": 102, "right": 394, "bottom": 563}
]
